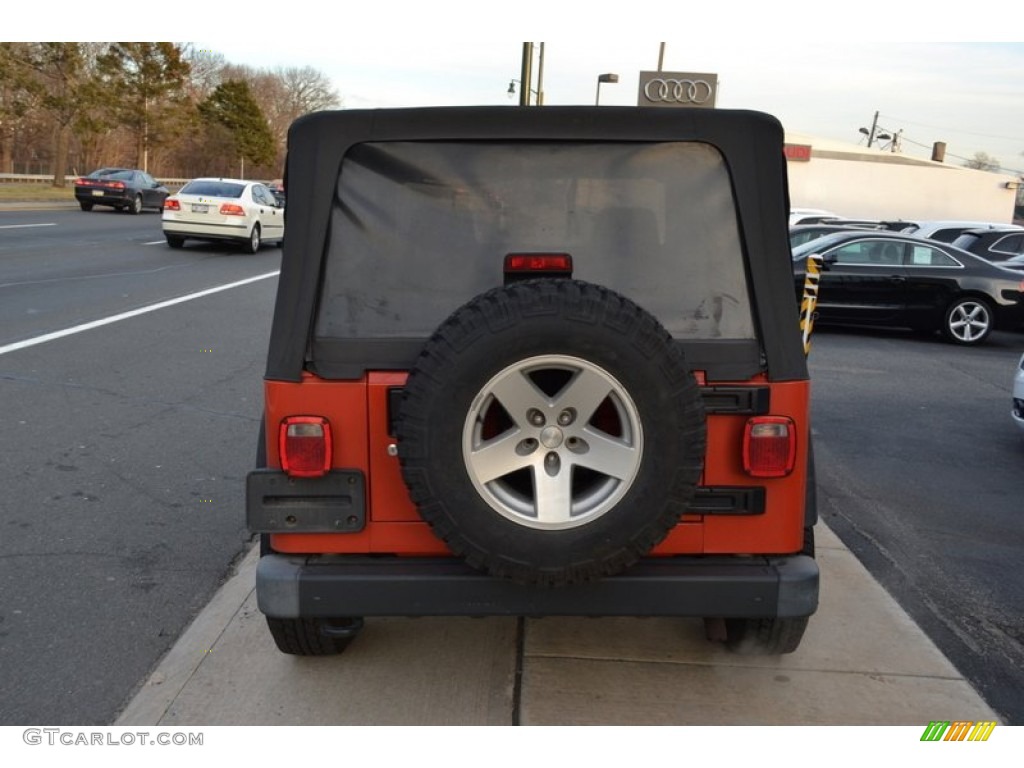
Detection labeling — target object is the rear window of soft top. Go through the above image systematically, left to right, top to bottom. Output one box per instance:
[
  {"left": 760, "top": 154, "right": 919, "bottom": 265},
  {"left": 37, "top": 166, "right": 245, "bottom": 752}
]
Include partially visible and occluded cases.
[{"left": 316, "top": 140, "right": 756, "bottom": 342}]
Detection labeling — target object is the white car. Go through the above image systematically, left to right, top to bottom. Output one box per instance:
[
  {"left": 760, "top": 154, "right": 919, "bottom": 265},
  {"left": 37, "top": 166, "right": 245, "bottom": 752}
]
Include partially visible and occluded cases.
[
  {"left": 162, "top": 178, "right": 285, "bottom": 253},
  {"left": 789, "top": 207, "right": 838, "bottom": 226},
  {"left": 1014, "top": 353, "right": 1024, "bottom": 433}
]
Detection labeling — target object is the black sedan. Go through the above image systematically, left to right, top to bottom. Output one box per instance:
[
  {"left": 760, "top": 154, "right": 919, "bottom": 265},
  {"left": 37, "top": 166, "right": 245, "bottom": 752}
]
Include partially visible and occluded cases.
[
  {"left": 74, "top": 168, "right": 169, "bottom": 214},
  {"left": 793, "top": 231, "right": 1024, "bottom": 345}
]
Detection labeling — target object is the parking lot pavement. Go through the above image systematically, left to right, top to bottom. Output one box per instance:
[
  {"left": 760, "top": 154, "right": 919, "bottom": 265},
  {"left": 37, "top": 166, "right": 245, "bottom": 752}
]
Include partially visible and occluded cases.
[{"left": 116, "top": 523, "right": 999, "bottom": 726}]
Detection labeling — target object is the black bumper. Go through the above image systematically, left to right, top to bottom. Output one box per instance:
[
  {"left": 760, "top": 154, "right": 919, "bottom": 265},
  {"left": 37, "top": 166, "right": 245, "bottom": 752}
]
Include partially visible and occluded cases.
[
  {"left": 75, "top": 191, "right": 127, "bottom": 206},
  {"left": 256, "top": 553, "right": 819, "bottom": 620}
]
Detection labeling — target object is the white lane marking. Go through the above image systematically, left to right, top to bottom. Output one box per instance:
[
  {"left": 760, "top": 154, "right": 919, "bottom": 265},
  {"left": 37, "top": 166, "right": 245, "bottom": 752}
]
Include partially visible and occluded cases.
[
  {"left": 0, "top": 223, "right": 57, "bottom": 230},
  {"left": 144, "top": 240, "right": 166, "bottom": 245},
  {"left": 0, "top": 270, "right": 279, "bottom": 357}
]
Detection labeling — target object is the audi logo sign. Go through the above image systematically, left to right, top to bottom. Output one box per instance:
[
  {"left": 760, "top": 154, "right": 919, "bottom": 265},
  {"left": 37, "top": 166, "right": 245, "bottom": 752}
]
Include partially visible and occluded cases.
[{"left": 637, "top": 71, "right": 718, "bottom": 109}]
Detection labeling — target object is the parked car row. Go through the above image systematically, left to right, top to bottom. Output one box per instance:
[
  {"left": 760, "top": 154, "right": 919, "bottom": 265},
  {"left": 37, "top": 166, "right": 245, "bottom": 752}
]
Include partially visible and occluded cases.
[
  {"left": 790, "top": 217, "right": 1024, "bottom": 256},
  {"left": 890, "top": 219, "right": 1023, "bottom": 243},
  {"left": 792, "top": 229, "right": 1024, "bottom": 346}
]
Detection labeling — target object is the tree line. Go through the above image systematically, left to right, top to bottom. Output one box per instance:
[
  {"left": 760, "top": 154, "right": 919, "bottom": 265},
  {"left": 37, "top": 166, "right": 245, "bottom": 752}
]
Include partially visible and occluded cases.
[{"left": 0, "top": 42, "right": 341, "bottom": 185}]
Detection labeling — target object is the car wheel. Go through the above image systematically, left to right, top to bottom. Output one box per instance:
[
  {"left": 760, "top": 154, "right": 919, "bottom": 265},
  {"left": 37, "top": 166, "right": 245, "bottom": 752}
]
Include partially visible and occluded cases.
[
  {"left": 127, "top": 194, "right": 142, "bottom": 215},
  {"left": 79, "top": 201, "right": 93, "bottom": 212},
  {"left": 246, "top": 224, "right": 261, "bottom": 254},
  {"left": 165, "top": 235, "right": 185, "bottom": 249},
  {"left": 396, "top": 279, "right": 707, "bottom": 586},
  {"left": 943, "top": 296, "right": 993, "bottom": 345},
  {"left": 256, "top": 412, "right": 364, "bottom": 656},
  {"left": 705, "top": 515, "right": 814, "bottom": 655},
  {"left": 706, "top": 525, "right": 813, "bottom": 655},
  {"left": 266, "top": 616, "right": 364, "bottom": 656},
  {"left": 723, "top": 616, "right": 810, "bottom": 655}
]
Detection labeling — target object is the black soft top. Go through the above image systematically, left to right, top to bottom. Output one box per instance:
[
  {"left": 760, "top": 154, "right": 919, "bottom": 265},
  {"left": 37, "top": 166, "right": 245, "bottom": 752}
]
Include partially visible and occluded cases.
[{"left": 266, "top": 106, "right": 805, "bottom": 383}]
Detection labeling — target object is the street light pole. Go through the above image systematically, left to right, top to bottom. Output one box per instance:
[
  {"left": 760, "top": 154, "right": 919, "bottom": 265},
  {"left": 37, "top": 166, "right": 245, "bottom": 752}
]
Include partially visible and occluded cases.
[
  {"left": 519, "top": 43, "right": 533, "bottom": 107},
  {"left": 535, "top": 43, "right": 545, "bottom": 105},
  {"left": 595, "top": 73, "right": 619, "bottom": 105},
  {"left": 866, "top": 110, "right": 879, "bottom": 147}
]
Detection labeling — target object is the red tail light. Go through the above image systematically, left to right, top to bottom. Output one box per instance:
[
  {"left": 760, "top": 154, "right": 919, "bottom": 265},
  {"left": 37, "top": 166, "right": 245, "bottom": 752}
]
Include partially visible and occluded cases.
[
  {"left": 77, "top": 178, "right": 93, "bottom": 186},
  {"left": 108, "top": 181, "right": 125, "bottom": 189},
  {"left": 164, "top": 199, "right": 180, "bottom": 211},
  {"left": 219, "top": 203, "right": 245, "bottom": 216},
  {"left": 504, "top": 253, "right": 573, "bottom": 273},
  {"left": 279, "top": 417, "right": 332, "bottom": 478},
  {"left": 743, "top": 417, "right": 796, "bottom": 478}
]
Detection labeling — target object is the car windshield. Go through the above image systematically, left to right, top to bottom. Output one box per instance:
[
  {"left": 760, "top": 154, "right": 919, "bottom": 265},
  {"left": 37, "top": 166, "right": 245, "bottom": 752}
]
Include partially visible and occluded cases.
[
  {"left": 180, "top": 181, "right": 245, "bottom": 198},
  {"left": 791, "top": 232, "right": 850, "bottom": 260}
]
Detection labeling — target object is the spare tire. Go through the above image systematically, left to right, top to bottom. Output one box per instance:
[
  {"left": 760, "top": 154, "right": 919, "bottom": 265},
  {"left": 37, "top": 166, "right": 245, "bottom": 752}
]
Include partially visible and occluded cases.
[{"left": 396, "top": 279, "right": 706, "bottom": 586}]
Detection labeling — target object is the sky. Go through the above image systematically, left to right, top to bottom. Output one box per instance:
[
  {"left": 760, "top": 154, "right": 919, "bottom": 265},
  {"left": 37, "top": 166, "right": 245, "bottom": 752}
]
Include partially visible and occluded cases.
[
  {"left": 24, "top": 3, "right": 1024, "bottom": 176},
  {"left": 197, "top": 37, "right": 1024, "bottom": 176}
]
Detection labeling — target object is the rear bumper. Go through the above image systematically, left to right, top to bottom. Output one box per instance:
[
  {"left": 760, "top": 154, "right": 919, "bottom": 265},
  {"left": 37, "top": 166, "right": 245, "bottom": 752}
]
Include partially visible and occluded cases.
[
  {"left": 75, "top": 190, "right": 128, "bottom": 206},
  {"left": 162, "top": 219, "right": 249, "bottom": 241},
  {"left": 256, "top": 552, "right": 819, "bottom": 620}
]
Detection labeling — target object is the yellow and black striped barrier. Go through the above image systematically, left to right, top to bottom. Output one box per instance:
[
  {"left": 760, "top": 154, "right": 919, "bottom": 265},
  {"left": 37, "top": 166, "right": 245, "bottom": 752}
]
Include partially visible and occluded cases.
[{"left": 799, "top": 253, "right": 823, "bottom": 356}]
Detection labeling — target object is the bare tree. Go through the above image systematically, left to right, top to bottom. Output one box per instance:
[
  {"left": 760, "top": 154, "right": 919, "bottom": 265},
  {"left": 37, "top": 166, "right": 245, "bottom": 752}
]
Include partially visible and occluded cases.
[
  {"left": 1, "top": 43, "right": 340, "bottom": 179},
  {"left": 181, "top": 44, "right": 227, "bottom": 102},
  {"left": 216, "top": 62, "right": 339, "bottom": 168},
  {"left": 279, "top": 65, "right": 340, "bottom": 116},
  {"left": 964, "top": 151, "right": 1001, "bottom": 172}
]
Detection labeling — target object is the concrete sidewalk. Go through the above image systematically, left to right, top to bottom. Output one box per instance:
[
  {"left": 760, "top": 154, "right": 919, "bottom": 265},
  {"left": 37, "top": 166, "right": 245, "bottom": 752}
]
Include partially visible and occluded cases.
[{"left": 116, "top": 523, "right": 1000, "bottom": 726}]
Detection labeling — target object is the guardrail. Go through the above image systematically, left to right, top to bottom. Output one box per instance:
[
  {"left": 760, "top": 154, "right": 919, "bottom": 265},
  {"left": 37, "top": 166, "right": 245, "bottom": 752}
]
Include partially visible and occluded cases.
[{"left": 0, "top": 173, "right": 191, "bottom": 186}]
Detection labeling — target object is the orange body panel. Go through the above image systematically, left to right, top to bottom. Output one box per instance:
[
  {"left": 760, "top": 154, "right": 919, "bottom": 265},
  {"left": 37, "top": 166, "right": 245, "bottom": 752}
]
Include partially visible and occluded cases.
[
  {"left": 266, "top": 372, "right": 809, "bottom": 557},
  {"left": 703, "top": 380, "right": 809, "bottom": 553}
]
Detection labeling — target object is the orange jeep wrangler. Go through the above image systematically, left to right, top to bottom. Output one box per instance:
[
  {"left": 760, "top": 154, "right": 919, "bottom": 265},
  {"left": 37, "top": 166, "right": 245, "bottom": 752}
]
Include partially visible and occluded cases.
[{"left": 247, "top": 106, "right": 818, "bottom": 656}]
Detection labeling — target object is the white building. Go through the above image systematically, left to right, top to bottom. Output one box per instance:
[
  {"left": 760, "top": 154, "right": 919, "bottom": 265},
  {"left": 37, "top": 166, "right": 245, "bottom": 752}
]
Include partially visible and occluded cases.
[{"left": 784, "top": 132, "right": 1019, "bottom": 224}]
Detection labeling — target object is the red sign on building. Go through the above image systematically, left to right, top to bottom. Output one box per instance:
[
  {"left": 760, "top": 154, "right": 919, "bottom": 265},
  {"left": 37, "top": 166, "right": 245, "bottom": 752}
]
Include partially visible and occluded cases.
[{"left": 784, "top": 144, "right": 812, "bottom": 162}]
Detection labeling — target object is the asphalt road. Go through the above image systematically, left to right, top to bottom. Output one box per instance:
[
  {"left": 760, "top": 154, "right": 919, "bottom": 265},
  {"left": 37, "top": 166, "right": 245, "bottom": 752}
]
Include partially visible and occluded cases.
[
  {"left": 0, "top": 208, "right": 278, "bottom": 724},
  {"left": 1, "top": 208, "right": 1022, "bottom": 725},
  {"left": 808, "top": 324, "right": 1024, "bottom": 724}
]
